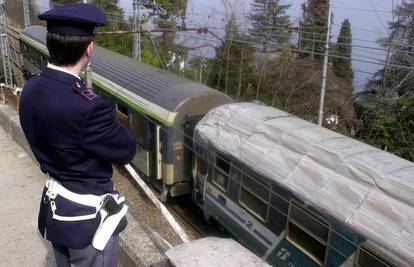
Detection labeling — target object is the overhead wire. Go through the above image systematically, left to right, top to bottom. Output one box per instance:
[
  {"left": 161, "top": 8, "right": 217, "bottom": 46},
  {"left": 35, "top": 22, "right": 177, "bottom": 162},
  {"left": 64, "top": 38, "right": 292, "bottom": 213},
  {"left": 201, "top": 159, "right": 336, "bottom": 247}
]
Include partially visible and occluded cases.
[
  {"left": 8, "top": 0, "right": 412, "bottom": 103},
  {"left": 14, "top": 0, "right": 397, "bottom": 41},
  {"left": 15, "top": 0, "right": 414, "bottom": 57},
  {"left": 16, "top": 0, "right": 394, "bottom": 39},
  {"left": 365, "top": 0, "right": 389, "bottom": 32},
  {"left": 15, "top": 1, "right": 412, "bottom": 134},
  {"left": 270, "top": 1, "right": 393, "bottom": 14},
  {"left": 184, "top": 10, "right": 390, "bottom": 36},
  {"left": 191, "top": 18, "right": 412, "bottom": 51},
  {"left": 101, "top": 19, "right": 392, "bottom": 66},
  {"left": 183, "top": 22, "right": 414, "bottom": 57},
  {"left": 178, "top": 31, "right": 414, "bottom": 71},
  {"left": 176, "top": 32, "right": 413, "bottom": 113}
]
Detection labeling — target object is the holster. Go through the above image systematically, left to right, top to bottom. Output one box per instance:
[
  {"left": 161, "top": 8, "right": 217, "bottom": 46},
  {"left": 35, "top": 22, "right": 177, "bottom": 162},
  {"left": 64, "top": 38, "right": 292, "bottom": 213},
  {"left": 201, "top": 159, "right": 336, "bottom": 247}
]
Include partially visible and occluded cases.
[
  {"left": 45, "top": 177, "right": 128, "bottom": 251},
  {"left": 92, "top": 195, "right": 128, "bottom": 251}
]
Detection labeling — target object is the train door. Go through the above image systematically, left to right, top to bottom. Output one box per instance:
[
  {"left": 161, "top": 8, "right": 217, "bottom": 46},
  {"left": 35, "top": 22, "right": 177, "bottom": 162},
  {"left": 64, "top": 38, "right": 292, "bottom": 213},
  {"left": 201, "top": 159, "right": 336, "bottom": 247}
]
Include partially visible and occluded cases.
[
  {"left": 113, "top": 99, "right": 163, "bottom": 183},
  {"left": 129, "top": 110, "right": 163, "bottom": 184},
  {"left": 183, "top": 116, "right": 204, "bottom": 183}
]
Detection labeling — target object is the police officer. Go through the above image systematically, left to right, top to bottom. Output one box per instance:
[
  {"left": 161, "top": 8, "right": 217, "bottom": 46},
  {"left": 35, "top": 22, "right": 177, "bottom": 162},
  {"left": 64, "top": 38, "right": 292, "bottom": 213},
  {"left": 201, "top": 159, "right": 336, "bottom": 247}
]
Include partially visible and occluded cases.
[{"left": 19, "top": 3, "right": 136, "bottom": 267}]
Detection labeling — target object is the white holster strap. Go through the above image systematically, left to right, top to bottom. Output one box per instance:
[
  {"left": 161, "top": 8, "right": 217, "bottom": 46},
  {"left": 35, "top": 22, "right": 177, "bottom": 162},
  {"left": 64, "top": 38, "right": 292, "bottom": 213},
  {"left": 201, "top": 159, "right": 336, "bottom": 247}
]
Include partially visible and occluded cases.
[
  {"left": 45, "top": 178, "right": 121, "bottom": 222},
  {"left": 93, "top": 204, "right": 128, "bottom": 251}
]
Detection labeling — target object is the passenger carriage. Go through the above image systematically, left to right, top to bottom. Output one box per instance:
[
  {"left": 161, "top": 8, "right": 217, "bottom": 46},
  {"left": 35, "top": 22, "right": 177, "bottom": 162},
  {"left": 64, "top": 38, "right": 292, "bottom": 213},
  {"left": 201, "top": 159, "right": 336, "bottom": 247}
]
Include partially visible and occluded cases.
[
  {"left": 20, "top": 26, "right": 232, "bottom": 200},
  {"left": 193, "top": 102, "right": 414, "bottom": 267}
]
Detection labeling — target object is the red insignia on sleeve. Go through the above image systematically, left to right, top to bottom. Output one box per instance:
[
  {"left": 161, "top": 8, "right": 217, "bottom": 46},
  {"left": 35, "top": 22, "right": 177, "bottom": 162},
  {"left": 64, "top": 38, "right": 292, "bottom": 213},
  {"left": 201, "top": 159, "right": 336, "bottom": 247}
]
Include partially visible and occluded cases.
[{"left": 73, "top": 83, "right": 97, "bottom": 103}]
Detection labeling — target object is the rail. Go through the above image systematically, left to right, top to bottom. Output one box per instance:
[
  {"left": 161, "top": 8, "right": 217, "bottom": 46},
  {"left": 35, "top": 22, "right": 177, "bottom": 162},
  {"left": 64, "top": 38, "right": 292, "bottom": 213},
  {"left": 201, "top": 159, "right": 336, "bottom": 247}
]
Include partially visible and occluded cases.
[
  {"left": 124, "top": 164, "right": 191, "bottom": 243},
  {"left": 167, "top": 204, "right": 206, "bottom": 239}
]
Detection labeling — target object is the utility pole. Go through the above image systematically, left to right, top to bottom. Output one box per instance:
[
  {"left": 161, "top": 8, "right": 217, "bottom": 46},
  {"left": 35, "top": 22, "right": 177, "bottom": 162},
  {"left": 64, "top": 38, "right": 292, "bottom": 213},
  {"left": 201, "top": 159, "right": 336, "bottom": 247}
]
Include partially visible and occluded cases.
[
  {"left": 23, "top": 0, "right": 30, "bottom": 28},
  {"left": 82, "top": 0, "right": 93, "bottom": 88},
  {"left": 133, "top": 0, "right": 142, "bottom": 61},
  {"left": 317, "top": 0, "right": 332, "bottom": 126},
  {"left": 199, "top": 61, "right": 202, "bottom": 83}
]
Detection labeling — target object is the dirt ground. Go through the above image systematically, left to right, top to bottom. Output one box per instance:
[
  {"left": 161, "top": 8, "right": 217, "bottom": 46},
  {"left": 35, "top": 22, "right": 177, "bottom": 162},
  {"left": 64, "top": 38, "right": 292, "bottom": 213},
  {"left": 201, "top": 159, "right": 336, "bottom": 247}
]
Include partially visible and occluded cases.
[{"left": 111, "top": 166, "right": 199, "bottom": 247}]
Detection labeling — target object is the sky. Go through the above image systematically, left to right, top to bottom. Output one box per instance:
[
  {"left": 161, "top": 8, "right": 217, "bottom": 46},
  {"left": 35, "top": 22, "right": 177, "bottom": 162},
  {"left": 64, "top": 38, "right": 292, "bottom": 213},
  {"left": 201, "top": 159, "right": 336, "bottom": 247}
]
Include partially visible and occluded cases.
[
  {"left": 33, "top": 0, "right": 400, "bottom": 90},
  {"left": 327, "top": 0, "right": 396, "bottom": 89}
]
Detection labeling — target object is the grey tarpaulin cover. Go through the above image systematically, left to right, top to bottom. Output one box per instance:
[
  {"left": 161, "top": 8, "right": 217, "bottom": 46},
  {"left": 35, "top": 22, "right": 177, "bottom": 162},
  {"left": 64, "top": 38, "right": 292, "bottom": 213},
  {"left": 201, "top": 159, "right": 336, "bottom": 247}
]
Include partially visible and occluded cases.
[{"left": 194, "top": 102, "right": 414, "bottom": 265}]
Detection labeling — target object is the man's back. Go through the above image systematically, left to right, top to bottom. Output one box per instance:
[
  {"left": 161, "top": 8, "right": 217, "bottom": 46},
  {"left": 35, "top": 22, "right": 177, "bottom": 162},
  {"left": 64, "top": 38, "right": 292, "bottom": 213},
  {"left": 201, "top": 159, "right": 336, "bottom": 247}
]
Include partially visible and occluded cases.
[{"left": 20, "top": 67, "right": 136, "bottom": 195}]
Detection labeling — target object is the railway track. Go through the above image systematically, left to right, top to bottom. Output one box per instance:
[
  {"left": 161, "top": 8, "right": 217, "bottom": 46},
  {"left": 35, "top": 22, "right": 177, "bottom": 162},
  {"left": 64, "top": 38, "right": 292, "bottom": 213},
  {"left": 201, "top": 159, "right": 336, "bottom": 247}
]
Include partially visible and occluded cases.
[
  {"left": 115, "top": 165, "right": 223, "bottom": 243},
  {"left": 165, "top": 194, "right": 230, "bottom": 241},
  {"left": 167, "top": 202, "right": 206, "bottom": 239}
]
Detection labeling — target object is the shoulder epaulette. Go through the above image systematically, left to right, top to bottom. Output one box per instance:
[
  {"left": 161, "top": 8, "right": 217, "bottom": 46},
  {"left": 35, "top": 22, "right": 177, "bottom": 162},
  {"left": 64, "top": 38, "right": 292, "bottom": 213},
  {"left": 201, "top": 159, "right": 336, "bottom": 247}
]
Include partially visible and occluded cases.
[{"left": 72, "top": 81, "right": 97, "bottom": 103}]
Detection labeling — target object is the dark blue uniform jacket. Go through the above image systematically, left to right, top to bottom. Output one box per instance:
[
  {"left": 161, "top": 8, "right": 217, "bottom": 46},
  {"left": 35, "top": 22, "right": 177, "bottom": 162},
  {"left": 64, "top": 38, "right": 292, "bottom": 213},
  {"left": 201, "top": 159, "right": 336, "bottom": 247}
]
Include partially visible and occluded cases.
[{"left": 19, "top": 67, "right": 137, "bottom": 249}]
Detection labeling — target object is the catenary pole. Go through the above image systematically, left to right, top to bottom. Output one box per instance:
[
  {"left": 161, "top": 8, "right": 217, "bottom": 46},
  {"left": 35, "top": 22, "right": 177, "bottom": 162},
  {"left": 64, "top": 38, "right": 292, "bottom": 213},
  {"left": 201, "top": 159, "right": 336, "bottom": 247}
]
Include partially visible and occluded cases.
[
  {"left": 23, "top": 0, "right": 30, "bottom": 28},
  {"left": 82, "top": 0, "right": 93, "bottom": 88},
  {"left": 133, "top": 0, "right": 142, "bottom": 61},
  {"left": 317, "top": 0, "right": 332, "bottom": 126}
]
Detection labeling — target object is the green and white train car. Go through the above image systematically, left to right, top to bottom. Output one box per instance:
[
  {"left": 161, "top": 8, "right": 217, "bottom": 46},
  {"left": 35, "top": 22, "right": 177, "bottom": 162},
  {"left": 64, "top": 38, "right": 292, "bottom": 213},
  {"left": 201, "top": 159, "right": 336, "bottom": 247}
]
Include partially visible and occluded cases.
[
  {"left": 20, "top": 26, "right": 232, "bottom": 199},
  {"left": 193, "top": 102, "right": 414, "bottom": 267}
]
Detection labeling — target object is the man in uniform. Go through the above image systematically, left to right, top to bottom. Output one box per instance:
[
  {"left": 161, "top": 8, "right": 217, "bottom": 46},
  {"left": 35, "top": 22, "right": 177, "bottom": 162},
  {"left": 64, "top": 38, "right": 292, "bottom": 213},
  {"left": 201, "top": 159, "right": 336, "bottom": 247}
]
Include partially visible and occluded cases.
[{"left": 19, "top": 3, "right": 136, "bottom": 266}]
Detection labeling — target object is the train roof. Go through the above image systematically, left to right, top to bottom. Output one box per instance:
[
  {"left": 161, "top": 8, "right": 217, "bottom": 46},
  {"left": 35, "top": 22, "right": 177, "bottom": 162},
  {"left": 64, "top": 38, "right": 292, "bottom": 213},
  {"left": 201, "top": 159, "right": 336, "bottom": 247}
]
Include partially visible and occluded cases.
[
  {"left": 20, "top": 26, "right": 230, "bottom": 124},
  {"left": 195, "top": 102, "right": 414, "bottom": 265}
]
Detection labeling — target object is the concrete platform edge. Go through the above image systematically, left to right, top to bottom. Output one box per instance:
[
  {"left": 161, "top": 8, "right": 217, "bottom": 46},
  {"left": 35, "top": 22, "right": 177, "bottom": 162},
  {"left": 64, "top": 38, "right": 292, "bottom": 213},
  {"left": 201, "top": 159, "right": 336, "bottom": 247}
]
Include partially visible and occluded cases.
[{"left": 0, "top": 104, "right": 169, "bottom": 267}]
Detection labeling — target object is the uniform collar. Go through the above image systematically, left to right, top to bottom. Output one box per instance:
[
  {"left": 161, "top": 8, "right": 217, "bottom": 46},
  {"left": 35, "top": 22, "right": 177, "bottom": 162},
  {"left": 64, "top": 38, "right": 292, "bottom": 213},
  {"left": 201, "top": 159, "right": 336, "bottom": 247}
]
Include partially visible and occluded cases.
[
  {"left": 47, "top": 63, "right": 81, "bottom": 80},
  {"left": 42, "top": 65, "right": 85, "bottom": 88}
]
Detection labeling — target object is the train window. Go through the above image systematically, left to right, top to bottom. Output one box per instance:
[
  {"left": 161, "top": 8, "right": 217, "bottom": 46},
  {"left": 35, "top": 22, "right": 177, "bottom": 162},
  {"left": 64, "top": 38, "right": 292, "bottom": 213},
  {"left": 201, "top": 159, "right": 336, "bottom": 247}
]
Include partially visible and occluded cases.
[
  {"left": 21, "top": 42, "right": 27, "bottom": 55},
  {"left": 27, "top": 45, "right": 33, "bottom": 62},
  {"left": 29, "top": 46, "right": 36, "bottom": 64},
  {"left": 35, "top": 53, "right": 41, "bottom": 67},
  {"left": 116, "top": 102, "right": 129, "bottom": 128},
  {"left": 132, "top": 111, "right": 146, "bottom": 145},
  {"left": 194, "top": 154, "right": 208, "bottom": 178},
  {"left": 213, "top": 154, "right": 230, "bottom": 191},
  {"left": 239, "top": 175, "right": 270, "bottom": 222},
  {"left": 286, "top": 202, "right": 330, "bottom": 265},
  {"left": 355, "top": 247, "right": 393, "bottom": 267}
]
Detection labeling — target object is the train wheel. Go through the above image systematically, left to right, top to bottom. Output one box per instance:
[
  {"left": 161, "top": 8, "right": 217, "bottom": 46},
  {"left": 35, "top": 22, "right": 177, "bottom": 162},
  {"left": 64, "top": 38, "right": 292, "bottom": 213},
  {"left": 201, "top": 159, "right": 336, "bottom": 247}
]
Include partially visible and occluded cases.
[{"left": 160, "top": 183, "right": 170, "bottom": 203}]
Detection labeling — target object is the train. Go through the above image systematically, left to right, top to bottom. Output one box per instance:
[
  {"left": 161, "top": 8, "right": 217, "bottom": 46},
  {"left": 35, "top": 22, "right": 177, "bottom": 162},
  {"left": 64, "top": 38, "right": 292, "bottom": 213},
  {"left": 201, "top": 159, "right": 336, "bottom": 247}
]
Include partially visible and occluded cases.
[
  {"left": 20, "top": 26, "right": 414, "bottom": 267},
  {"left": 193, "top": 102, "right": 414, "bottom": 267}
]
